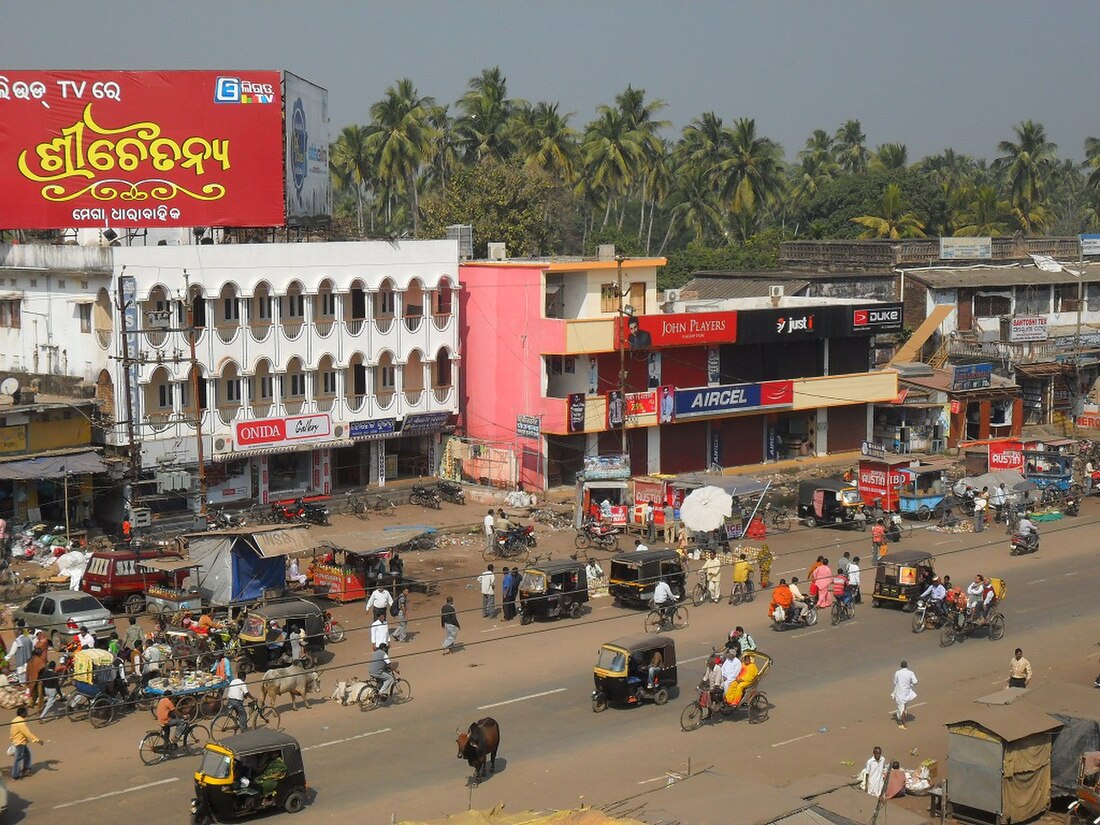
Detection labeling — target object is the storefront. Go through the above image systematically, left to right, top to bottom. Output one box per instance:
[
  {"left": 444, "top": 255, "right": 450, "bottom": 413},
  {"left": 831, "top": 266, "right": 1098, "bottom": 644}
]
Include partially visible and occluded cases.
[{"left": 0, "top": 449, "right": 107, "bottom": 526}]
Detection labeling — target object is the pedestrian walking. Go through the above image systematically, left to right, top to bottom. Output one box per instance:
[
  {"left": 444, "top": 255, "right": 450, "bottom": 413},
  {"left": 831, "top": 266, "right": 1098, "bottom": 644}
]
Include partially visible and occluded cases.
[
  {"left": 1085, "top": 459, "right": 1095, "bottom": 495},
  {"left": 990, "top": 483, "right": 1007, "bottom": 523},
  {"left": 974, "top": 487, "right": 987, "bottom": 533},
  {"left": 644, "top": 500, "right": 656, "bottom": 543},
  {"left": 663, "top": 502, "right": 677, "bottom": 544},
  {"left": 483, "top": 509, "right": 495, "bottom": 554},
  {"left": 701, "top": 550, "right": 721, "bottom": 603},
  {"left": 849, "top": 556, "right": 862, "bottom": 603},
  {"left": 478, "top": 564, "right": 496, "bottom": 618},
  {"left": 500, "top": 568, "right": 514, "bottom": 621},
  {"left": 366, "top": 584, "right": 394, "bottom": 621},
  {"left": 392, "top": 587, "right": 410, "bottom": 641},
  {"left": 441, "top": 596, "right": 460, "bottom": 653},
  {"left": 370, "top": 615, "right": 390, "bottom": 650},
  {"left": 7, "top": 622, "right": 30, "bottom": 685},
  {"left": 26, "top": 631, "right": 48, "bottom": 710},
  {"left": 1008, "top": 648, "right": 1032, "bottom": 688},
  {"left": 891, "top": 660, "right": 918, "bottom": 730},
  {"left": 38, "top": 661, "right": 61, "bottom": 721},
  {"left": 10, "top": 706, "right": 44, "bottom": 779},
  {"left": 862, "top": 746, "right": 886, "bottom": 797}
]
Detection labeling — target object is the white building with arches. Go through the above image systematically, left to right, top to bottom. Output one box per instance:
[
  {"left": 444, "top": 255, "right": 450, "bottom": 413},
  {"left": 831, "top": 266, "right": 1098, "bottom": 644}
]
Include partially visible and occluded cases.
[{"left": 105, "top": 240, "right": 460, "bottom": 510}]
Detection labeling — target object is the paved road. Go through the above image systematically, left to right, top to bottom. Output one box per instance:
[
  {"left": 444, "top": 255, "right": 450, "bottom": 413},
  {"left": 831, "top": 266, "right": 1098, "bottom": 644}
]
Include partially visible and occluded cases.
[{"left": 10, "top": 504, "right": 1099, "bottom": 823}]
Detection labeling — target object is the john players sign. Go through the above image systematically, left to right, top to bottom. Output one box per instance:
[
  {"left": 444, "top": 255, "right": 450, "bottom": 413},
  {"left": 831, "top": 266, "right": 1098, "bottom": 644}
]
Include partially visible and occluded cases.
[{"left": 674, "top": 380, "right": 793, "bottom": 419}]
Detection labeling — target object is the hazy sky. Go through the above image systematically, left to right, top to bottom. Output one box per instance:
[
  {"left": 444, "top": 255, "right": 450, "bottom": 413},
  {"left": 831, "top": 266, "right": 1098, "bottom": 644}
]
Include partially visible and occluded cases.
[{"left": 5, "top": 0, "right": 1099, "bottom": 162}]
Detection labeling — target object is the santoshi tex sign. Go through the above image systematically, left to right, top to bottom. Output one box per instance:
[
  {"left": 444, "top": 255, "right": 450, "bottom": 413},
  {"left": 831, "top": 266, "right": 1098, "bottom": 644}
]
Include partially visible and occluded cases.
[{"left": 0, "top": 70, "right": 285, "bottom": 228}]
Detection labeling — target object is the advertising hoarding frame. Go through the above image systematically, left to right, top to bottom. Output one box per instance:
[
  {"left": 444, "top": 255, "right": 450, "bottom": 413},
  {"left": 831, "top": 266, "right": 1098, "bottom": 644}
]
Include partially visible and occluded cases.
[{"left": 283, "top": 71, "right": 332, "bottom": 227}]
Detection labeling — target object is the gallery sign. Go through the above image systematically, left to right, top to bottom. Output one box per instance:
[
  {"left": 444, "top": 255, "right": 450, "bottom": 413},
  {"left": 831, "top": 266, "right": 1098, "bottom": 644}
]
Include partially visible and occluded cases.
[
  {"left": 0, "top": 70, "right": 285, "bottom": 228},
  {"left": 617, "top": 311, "right": 737, "bottom": 349},
  {"left": 673, "top": 380, "right": 793, "bottom": 419},
  {"left": 236, "top": 413, "right": 332, "bottom": 449}
]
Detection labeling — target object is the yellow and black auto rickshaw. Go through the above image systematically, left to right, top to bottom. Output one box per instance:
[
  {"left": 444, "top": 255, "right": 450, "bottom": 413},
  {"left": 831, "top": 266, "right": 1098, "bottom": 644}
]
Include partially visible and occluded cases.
[
  {"left": 871, "top": 548, "right": 935, "bottom": 610},
  {"left": 608, "top": 549, "right": 686, "bottom": 609},
  {"left": 518, "top": 559, "right": 589, "bottom": 624},
  {"left": 236, "top": 599, "right": 326, "bottom": 675},
  {"left": 592, "top": 634, "right": 677, "bottom": 712},
  {"left": 191, "top": 729, "right": 307, "bottom": 824}
]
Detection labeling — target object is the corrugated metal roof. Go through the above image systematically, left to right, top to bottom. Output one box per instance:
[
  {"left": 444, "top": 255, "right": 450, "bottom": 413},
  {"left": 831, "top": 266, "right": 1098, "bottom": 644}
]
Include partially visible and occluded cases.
[
  {"left": 903, "top": 261, "right": 1100, "bottom": 289},
  {"left": 679, "top": 276, "right": 810, "bottom": 301}
]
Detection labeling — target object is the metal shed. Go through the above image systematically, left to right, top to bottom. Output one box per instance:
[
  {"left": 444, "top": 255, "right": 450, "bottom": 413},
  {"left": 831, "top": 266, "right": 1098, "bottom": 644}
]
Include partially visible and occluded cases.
[{"left": 946, "top": 704, "right": 1062, "bottom": 824}]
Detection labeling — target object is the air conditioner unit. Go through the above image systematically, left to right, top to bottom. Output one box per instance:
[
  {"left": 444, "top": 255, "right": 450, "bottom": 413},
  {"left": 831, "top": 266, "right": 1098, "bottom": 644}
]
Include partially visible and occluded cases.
[
  {"left": 487, "top": 242, "right": 507, "bottom": 261},
  {"left": 769, "top": 285, "right": 785, "bottom": 298},
  {"left": 665, "top": 289, "right": 681, "bottom": 303},
  {"left": 333, "top": 423, "right": 345, "bottom": 438},
  {"left": 213, "top": 435, "right": 234, "bottom": 455}
]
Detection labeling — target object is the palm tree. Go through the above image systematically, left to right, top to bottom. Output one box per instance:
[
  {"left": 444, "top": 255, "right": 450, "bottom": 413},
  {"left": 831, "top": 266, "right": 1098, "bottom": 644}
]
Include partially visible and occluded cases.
[
  {"left": 456, "top": 66, "right": 520, "bottom": 162},
  {"left": 366, "top": 78, "right": 438, "bottom": 236},
  {"left": 613, "top": 85, "right": 668, "bottom": 232},
  {"left": 508, "top": 101, "right": 579, "bottom": 184},
  {"left": 425, "top": 104, "right": 459, "bottom": 191},
  {"left": 581, "top": 106, "right": 644, "bottom": 226},
  {"left": 679, "top": 112, "right": 732, "bottom": 173},
  {"left": 717, "top": 118, "right": 785, "bottom": 239},
  {"left": 834, "top": 119, "right": 868, "bottom": 174},
  {"left": 994, "top": 120, "right": 1058, "bottom": 231},
  {"left": 329, "top": 124, "right": 375, "bottom": 235},
  {"left": 800, "top": 129, "right": 836, "bottom": 164},
  {"left": 1087, "top": 136, "right": 1100, "bottom": 192},
  {"left": 643, "top": 138, "right": 674, "bottom": 250},
  {"left": 870, "top": 143, "right": 908, "bottom": 172},
  {"left": 919, "top": 149, "right": 975, "bottom": 191},
  {"left": 788, "top": 153, "right": 839, "bottom": 205},
  {"left": 661, "top": 163, "right": 724, "bottom": 250},
  {"left": 851, "top": 183, "right": 926, "bottom": 238},
  {"left": 954, "top": 184, "right": 1012, "bottom": 236},
  {"left": 1082, "top": 189, "right": 1100, "bottom": 230}
]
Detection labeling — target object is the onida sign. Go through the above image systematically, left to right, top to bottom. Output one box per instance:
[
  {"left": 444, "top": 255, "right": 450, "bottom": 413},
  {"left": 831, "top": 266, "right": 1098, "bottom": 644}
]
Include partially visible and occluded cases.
[{"left": 235, "top": 414, "right": 332, "bottom": 450}]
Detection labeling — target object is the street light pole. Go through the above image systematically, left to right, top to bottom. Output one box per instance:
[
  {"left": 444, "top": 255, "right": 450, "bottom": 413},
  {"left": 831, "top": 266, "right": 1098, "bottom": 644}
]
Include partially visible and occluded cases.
[
  {"left": 615, "top": 254, "right": 628, "bottom": 455},
  {"left": 183, "top": 271, "right": 208, "bottom": 517}
]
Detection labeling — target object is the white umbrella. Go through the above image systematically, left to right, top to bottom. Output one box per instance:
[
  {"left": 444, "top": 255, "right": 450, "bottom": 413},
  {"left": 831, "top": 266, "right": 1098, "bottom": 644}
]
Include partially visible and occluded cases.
[{"left": 679, "top": 485, "right": 733, "bottom": 533}]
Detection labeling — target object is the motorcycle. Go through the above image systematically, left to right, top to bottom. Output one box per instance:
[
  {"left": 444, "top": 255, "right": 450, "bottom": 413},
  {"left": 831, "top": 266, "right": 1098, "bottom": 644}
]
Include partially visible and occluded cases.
[
  {"left": 436, "top": 480, "right": 465, "bottom": 505},
  {"left": 409, "top": 484, "right": 442, "bottom": 510},
  {"left": 295, "top": 498, "right": 330, "bottom": 526},
  {"left": 270, "top": 502, "right": 305, "bottom": 524},
  {"left": 207, "top": 509, "right": 246, "bottom": 530},
  {"left": 885, "top": 512, "right": 904, "bottom": 542},
  {"left": 574, "top": 520, "right": 622, "bottom": 551},
  {"left": 503, "top": 524, "right": 536, "bottom": 548},
  {"left": 1010, "top": 530, "right": 1039, "bottom": 555},
  {"left": 770, "top": 597, "right": 818, "bottom": 631},
  {"left": 911, "top": 598, "right": 950, "bottom": 633},
  {"left": 323, "top": 611, "right": 345, "bottom": 644}
]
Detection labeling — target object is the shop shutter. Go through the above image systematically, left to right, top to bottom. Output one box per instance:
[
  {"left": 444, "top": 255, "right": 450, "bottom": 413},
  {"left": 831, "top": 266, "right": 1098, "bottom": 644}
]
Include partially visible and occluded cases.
[
  {"left": 827, "top": 405, "right": 868, "bottom": 452},
  {"left": 659, "top": 421, "right": 707, "bottom": 474}
]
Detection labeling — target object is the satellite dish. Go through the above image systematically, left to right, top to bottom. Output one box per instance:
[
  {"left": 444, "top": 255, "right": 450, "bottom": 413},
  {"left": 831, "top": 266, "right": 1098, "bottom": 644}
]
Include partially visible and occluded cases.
[{"left": 0, "top": 378, "right": 19, "bottom": 396}]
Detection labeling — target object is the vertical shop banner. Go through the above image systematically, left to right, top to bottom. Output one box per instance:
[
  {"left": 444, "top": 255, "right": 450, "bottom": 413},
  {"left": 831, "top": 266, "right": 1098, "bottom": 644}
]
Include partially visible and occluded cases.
[
  {"left": 0, "top": 70, "right": 285, "bottom": 228},
  {"left": 707, "top": 347, "right": 721, "bottom": 385},
  {"left": 646, "top": 352, "right": 662, "bottom": 388},
  {"left": 587, "top": 357, "right": 599, "bottom": 395},
  {"left": 657, "top": 385, "right": 676, "bottom": 424},
  {"left": 606, "top": 390, "right": 625, "bottom": 429},
  {"left": 567, "top": 393, "right": 587, "bottom": 433},
  {"left": 767, "top": 425, "right": 779, "bottom": 461},
  {"left": 710, "top": 429, "right": 721, "bottom": 468},
  {"left": 376, "top": 441, "right": 386, "bottom": 486}
]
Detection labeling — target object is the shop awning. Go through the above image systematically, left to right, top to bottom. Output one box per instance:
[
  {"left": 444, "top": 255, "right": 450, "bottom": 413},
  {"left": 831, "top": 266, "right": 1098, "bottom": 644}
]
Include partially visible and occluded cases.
[
  {"left": 213, "top": 440, "right": 353, "bottom": 461},
  {"left": 0, "top": 450, "right": 107, "bottom": 480},
  {"left": 671, "top": 473, "right": 768, "bottom": 497},
  {"left": 251, "top": 527, "right": 322, "bottom": 558},
  {"left": 323, "top": 527, "right": 434, "bottom": 555},
  {"left": 139, "top": 558, "right": 198, "bottom": 572}
]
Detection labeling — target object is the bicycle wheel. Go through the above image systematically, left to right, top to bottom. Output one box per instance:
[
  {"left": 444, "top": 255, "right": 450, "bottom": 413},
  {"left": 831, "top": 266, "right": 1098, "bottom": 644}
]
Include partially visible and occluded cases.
[
  {"left": 375, "top": 499, "right": 396, "bottom": 516},
  {"left": 771, "top": 513, "right": 792, "bottom": 533},
  {"left": 482, "top": 543, "right": 498, "bottom": 562},
  {"left": 691, "top": 583, "right": 707, "bottom": 607},
  {"left": 729, "top": 585, "right": 745, "bottom": 606},
  {"left": 831, "top": 601, "right": 843, "bottom": 626},
  {"left": 672, "top": 606, "right": 689, "bottom": 630},
  {"left": 644, "top": 611, "right": 663, "bottom": 634},
  {"left": 988, "top": 614, "right": 1006, "bottom": 641},
  {"left": 326, "top": 622, "right": 346, "bottom": 644},
  {"left": 940, "top": 624, "right": 957, "bottom": 648},
  {"left": 390, "top": 678, "right": 411, "bottom": 705},
  {"left": 748, "top": 692, "right": 770, "bottom": 724},
  {"left": 89, "top": 695, "right": 115, "bottom": 728},
  {"left": 175, "top": 695, "right": 199, "bottom": 722},
  {"left": 680, "top": 702, "right": 704, "bottom": 732},
  {"left": 254, "top": 704, "right": 280, "bottom": 729},
  {"left": 212, "top": 712, "right": 239, "bottom": 738},
  {"left": 184, "top": 724, "right": 211, "bottom": 756},
  {"left": 139, "top": 731, "right": 167, "bottom": 766}
]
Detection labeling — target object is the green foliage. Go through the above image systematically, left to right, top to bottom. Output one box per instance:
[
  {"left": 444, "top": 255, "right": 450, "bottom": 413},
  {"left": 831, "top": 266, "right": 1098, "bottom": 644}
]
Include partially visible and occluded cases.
[
  {"left": 419, "top": 159, "right": 571, "bottom": 258},
  {"left": 583, "top": 226, "right": 646, "bottom": 258},
  {"left": 660, "top": 229, "right": 784, "bottom": 289}
]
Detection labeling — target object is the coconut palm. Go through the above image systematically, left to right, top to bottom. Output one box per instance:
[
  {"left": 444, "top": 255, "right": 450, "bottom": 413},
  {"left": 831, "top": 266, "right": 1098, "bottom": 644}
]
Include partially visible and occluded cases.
[
  {"left": 456, "top": 66, "right": 521, "bottom": 162},
  {"left": 366, "top": 78, "right": 438, "bottom": 236},
  {"left": 613, "top": 86, "right": 668, "bottom": 232},
  {"left": 508, "top": 101, "right": 579, "bottom": 184},
  {"left": 425, "top": 104, "right": 460, "bottom": 191},
  {"left": 581, "top": 107, "right": 645, "bottom": 226},
  {"left": 679, "top": 112, "right": 732, "bottom": 173},
  {"left": 716, "top": 118, "right": 785, "bottom": 239},
  {"left": 834, "top": 119, "right": 868, "bottom": 174},
  {"left": 994, "top": 121, "right": 1058, "bottom": 226},
  {"left": 329, "top": 124, "right": 375, "bottom": 235},
  {"left": 800, "top": 129, "right": 836, "bottom": 164},
  {"left": 1087, "top": 136, "right": 1100, "bottom": 193},
  {"left": 643, "top": 138, "right": 675, "bottom": 250},
  {"left": 870, "top": 143, "right": 908, "bottom": 172},
  {"left": 788, "top": 153, "right": 839, "bottom": 206},
  {"left": 661, "top": 163, "right": 724, "bottom": 250},
  {"left": 851, "top": 183, "right": 926, "bottom": 238},
  {"left": 954, "top": 185, "right": 1012, "bottom": 236}
]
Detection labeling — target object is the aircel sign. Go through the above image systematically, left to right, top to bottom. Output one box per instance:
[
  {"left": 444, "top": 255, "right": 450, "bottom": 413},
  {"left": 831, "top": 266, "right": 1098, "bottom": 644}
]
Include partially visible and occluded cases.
[{"left": 673, "top": 380, "right": 793, "bottom": 419}]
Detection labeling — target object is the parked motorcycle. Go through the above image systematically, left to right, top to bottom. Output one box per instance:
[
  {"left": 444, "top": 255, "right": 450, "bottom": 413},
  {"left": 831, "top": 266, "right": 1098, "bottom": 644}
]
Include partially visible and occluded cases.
[
  {"left": 436, "top": 480, "right": 465, "bottom": 505},
  {"left": 409, "top": 484, "right": 442, "bottom": 510},
  {"left": 295, "top": 498, "right": 330, "bottom": 526},
  {"left": 270, "top": 502, "right": 304, "bottom": 524},
  {"left": 207, "top": 509, "right": 246, "bottom": 530},
  {"left": 574, "top": 520, "right": 622, "bottom": 551},
  {"left": 501, "top": 524, "right": 536, "bottom": 548},
  {"left": 1010, "top": 530, "right": 1039, "bottom": 555},
  {"left": 770, "top": 597, "right": 818, "bottom": 631},
  {"left": 911, "top": 598, "right": 950, "bottom": 633}
]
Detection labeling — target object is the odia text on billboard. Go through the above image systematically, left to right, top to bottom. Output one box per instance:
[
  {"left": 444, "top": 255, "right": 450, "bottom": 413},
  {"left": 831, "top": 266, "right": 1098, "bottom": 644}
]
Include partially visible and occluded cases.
[
  {"left": 0, "top": 70, "right": 285, "bottom": 228},
  {"left": 673, "top": 380, "right": 793, "bottom": 418},
  {"left": 235, "top": 414, "right": 332, "bottom": 449}
]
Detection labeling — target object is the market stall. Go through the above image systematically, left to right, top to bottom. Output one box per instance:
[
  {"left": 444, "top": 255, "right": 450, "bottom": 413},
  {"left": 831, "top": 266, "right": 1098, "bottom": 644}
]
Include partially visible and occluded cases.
[
  {"left": 311, "top": 529, "right": 434, "bottom": 603},
  {"left": 140, "top": 558, "right": 203, "bottom": 614}
]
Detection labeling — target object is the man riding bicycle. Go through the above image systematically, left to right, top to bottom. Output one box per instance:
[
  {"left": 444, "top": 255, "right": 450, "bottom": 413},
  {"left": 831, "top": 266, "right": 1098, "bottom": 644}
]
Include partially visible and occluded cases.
[
  {"left": 652, "top": 577, "right": 677, "bottom": 625},
  {"left": 369, "top": 642, "right": 396, "bottom": 701},
  {"left": 224, "top": 677, "right": 251, "bottom": 731},
  {"left": 156, "top": 690, "right": 186, "bottom": 749}
]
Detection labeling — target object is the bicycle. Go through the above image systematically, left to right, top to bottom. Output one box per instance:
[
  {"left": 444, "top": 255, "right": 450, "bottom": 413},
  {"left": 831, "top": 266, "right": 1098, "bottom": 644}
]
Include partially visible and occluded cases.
[
  {"left": 764, "top": 503, "right": 792, "bottom": 533},
  {"left": 691, "top": 571, "right": 722, "bottom": 607},
  {"left": 728, "top": 576, "right": 756, "bottom": 606},
  {"left": 831, "top": 593, "right": 856, "bottom": 626},
  {"left": 644, "top": 602, "right": 689, "bottom": 633},
  {"left": 358, "top": 674, "right": 412, "bottom": 711},
  {"left": 210, "top": 695, "right": 280, "bottom": 738},
  {"left": 139, "top": 719, "right": 211, "bottom": 765}
]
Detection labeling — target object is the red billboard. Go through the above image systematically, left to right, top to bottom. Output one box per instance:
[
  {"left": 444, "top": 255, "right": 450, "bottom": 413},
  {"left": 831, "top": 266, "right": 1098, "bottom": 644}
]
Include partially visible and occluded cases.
[
  {"left": 0, "top": 70, "right": 285, "bottom": 229},
  {"left": 618, "top": 311, "right": 737, "bottom": 349},
  {"left": 988, "top": 439, "right": 1024, "bottom": 473}
]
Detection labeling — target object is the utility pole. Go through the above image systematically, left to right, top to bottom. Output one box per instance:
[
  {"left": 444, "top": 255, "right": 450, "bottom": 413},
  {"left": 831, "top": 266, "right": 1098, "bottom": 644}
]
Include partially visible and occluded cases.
[
  {"left": 1073, "top": 246, "right": 1084, "bottom": 437},
  {"left": 616, "top": 254, "right": 628, "bottom": 455},
  {"left": 115, "top": 267, "right": 140, "bottom": 515},
  {"left": 183, "top": 270, "right": 208, "bottom": 517}
]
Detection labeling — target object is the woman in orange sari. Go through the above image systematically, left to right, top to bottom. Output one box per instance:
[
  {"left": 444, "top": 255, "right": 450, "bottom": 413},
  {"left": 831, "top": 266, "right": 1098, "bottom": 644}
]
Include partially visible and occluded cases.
[{"left": 724, "top": 653, "right": 760, "bottom": 706}]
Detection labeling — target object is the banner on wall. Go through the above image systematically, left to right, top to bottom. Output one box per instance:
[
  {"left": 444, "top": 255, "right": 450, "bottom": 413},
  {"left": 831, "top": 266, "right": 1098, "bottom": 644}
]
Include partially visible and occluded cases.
[
  {"left": 0, "top": 70, "right": 285, "bottom": 228},
  {"left": 282, "top": 71, "right": 331, "bottom": 226},
  {"left": 617, "top": 310, "right": 737, "bottom": 349},
  {"left": 674, "top": 380, "right": 793, "bottom": 419},
  {"left": 657, "top": 385, "right": 676, "bottom": 424},
  {"left": 607, "top": 390, "right": 624, "bottom": 429},
  {"left": 625, "top": 391, "right": 656, "bottom": 418},
  {"left": 567, "top": 393, "right": 587, "bottom": 433},
  {"left": 235, "top": 413, "right": 332, "bottom": 449}
]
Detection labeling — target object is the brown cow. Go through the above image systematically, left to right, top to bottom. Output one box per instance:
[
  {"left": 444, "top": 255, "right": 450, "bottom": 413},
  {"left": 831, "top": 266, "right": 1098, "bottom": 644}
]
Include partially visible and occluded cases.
[
  {"left": 261, "top": 664, "right": 322, "bottom": 711},
  {"left": 456, "top": 717, "right": 500, "bottom": 783}
]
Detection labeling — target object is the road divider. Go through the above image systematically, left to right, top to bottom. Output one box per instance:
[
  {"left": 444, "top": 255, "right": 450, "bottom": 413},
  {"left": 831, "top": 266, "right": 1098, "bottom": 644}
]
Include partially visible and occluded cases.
[{"left": 478, "top": 687, "right": 567, "bottom": 710}]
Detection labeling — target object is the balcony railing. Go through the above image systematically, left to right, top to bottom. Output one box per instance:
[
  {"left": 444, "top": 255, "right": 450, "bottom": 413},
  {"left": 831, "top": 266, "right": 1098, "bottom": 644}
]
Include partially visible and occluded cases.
[
  {"left": 432, "top": 313, "right": 453, "bottom": 332},
  {"left": 403, "top": 315, "right": 423, "bottom": 333},
  {"left": 375, "top": 316, "right": 394, "bottom": 334},
  {"left": 315, "top": 318, "right": 335, "bottom": 337},
  {"left": 345, "top": 318, "right": 365, "bottom": 336},
  {"left": 215, "top": 324, "right": 239, "bottom": 344},
  {"left": 947, "top": 337, "right": 1065, "bottom": 364},
  {"left": 433, "top": 386, "right": 453, "bottom": 404},
  {"left": 404, "top": 389, "right": 424, "bottom": 406},
  {"left": 375, "top": 391, "right": 395, "bottom": 410},
  {"left": 345, "top": 394, "right": 365, "bottom": 414},
  {"left": 315, "top": 397, "right": 335, "bottom": 412},
  {"left": 283, "top": 398, "right": 305, "bottom": 415},
  {"left": 217, "top": 405, "right": 240, "bottom": 426}
]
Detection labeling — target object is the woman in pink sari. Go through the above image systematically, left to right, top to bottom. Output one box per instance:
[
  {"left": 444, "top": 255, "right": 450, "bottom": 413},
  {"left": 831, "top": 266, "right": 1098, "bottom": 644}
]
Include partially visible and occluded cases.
[{"left": 810, "top": 557, "right": 834, "bottom": 608}]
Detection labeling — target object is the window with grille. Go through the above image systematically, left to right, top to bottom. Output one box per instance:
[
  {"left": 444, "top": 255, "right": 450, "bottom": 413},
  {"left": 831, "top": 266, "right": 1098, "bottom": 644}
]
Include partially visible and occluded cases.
[
  {"left": 600, "top": 283, "right": 618, "bottom": 313},
  {"left": 321, "top": 293, "right": 337, "bottom": 316},
  {"left": 283, "top": 294, "right": 304, "bottom": 319},
  {"left": 223, "top": 298, "right": 240, "bottom": 321},
  {"left": 0, "top": 300, "right": 21, "bottom": 329},
  {"left": 78, "top": 303, "right": 92, "bottom": 333},
  {"left": 379, "top": 365, "right": 395, "bottom": 389},
  {"left": 322, "top": 371, "right": 337, "bottom": 394},
  {"left": 225, "top": 379, "right": 241, "bottom": 403},
  {"left": 157, "top": 384, "right": 172, "bottom": 408}
]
